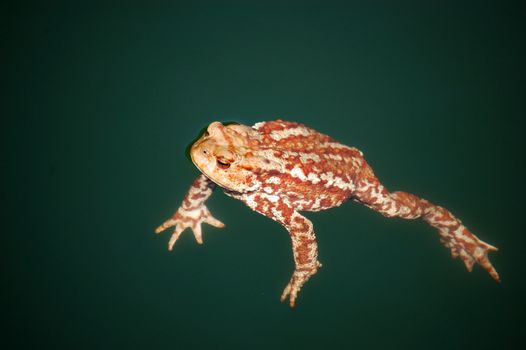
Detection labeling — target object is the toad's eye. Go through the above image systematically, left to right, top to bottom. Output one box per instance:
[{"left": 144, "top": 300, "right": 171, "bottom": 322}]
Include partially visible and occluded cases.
[{"left": 216, "top": 158, "right": 231, "bottom": 169}]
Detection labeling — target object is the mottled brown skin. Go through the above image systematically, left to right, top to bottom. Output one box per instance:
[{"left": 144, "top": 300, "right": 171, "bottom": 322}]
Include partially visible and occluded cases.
[{"left": 156, "top": 120, "right": 499, "bottom": 307}]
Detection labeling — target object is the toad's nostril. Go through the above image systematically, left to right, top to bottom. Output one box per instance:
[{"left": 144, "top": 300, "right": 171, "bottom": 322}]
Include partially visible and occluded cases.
[{"left": 203, "top": 149, "right": 208, "bottom": 154}]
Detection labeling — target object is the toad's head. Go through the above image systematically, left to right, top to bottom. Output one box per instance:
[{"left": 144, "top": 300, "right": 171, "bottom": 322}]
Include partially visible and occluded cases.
[{"left": 190, "top": 121, "right": 282, "bottom": 193}]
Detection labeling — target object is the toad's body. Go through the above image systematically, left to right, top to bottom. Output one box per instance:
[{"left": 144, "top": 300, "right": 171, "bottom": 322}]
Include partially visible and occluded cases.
[{"left": 156, "top": 120, "right": 499, "bottom": 307}]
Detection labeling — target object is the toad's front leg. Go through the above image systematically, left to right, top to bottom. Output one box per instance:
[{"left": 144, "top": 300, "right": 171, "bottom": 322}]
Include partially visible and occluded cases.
[
  {"left": 155, "top": 174, "right": 224, "bottom": 249},
  {"left": 241, "top": 194, "right": 321, "bottom": 307}
]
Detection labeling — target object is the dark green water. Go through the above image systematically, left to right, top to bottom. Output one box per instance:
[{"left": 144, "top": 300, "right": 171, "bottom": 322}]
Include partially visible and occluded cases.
[{"left": 3, "top": 2, "right": 525, "bottom": 349}]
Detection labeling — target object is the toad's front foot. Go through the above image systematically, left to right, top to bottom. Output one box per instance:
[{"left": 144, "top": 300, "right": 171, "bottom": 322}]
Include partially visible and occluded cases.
[
  {"left": 155, "top": 205, "right": 224, "bottom": 250},
  {"left": 440, "top": 226, "right": 500, "bottom": 282},
  {"left": 280, "top": 262, "right": 321, "bottom": 307}
]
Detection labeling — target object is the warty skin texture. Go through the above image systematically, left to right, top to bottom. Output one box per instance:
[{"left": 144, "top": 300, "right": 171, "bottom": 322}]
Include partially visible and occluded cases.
[{"left": 156, "top": 120, "right": 499, "bottom": 307}]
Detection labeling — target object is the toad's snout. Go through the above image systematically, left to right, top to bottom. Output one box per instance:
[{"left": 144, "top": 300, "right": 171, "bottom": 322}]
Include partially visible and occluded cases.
[{"left": 190, "top": 141, "right": 215, "bottom": 174}]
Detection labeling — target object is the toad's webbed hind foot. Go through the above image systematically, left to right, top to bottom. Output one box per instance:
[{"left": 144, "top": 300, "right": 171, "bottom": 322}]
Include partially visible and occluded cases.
[
  {"left": 438, "top": 224, "right": 499, "bottom": 282},
  {"left": 280, "top": 261, "right": 322, "bottom": 307}
]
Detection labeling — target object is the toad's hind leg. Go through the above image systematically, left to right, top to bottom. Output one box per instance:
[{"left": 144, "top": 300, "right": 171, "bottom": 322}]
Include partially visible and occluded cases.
[
  {"left": 352, "top": 165, "right": 499, "bottom": 282},
  {"left": 238, "top": 193, "right": 321, "bottom": 307},
  {"left": 279, "top": 211, "right": 322, "bottom": 307}
]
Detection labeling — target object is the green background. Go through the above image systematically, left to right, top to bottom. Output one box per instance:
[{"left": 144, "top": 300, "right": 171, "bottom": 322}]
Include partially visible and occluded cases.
[{"left": 3, "top": 1, "right": 525, "bottom": 349}]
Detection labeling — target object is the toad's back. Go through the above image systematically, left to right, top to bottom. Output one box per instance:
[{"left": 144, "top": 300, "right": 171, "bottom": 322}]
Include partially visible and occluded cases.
[{"left": 252, "top": 120, "right": 367, "bottom": 210}]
